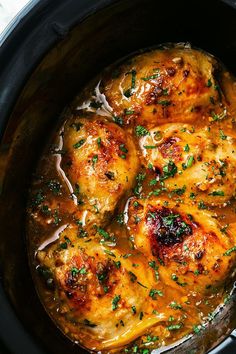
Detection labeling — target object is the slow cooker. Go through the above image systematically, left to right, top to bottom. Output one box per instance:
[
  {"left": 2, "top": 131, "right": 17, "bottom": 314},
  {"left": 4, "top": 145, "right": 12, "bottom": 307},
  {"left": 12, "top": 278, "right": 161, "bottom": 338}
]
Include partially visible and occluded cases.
[{"left": 0, "top": 0, "right": 236, "bottom": 353}]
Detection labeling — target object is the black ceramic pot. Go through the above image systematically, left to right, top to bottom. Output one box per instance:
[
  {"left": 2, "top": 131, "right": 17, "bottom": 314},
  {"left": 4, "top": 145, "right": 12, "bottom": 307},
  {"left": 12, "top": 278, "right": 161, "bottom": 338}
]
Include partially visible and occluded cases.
[{"left": 1, "top": 0, "right": 236, "bottom": 353}]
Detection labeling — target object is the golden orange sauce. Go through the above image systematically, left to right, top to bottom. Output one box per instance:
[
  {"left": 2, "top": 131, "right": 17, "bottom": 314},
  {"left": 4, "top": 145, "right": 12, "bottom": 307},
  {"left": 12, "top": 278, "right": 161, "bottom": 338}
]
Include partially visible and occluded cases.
[{"left": 27, "top": 46, "right": 236, "bottom": 353}]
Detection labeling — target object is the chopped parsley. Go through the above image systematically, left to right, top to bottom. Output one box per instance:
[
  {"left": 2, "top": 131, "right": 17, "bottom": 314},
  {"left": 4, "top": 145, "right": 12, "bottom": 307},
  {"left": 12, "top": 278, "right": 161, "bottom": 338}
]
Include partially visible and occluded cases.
[
  {"left": 124, "top": 70, "right": 136, "bottom": 97},
  {"left": 141, "top": 73, "right": 160, "bottom": 81},
  {"left": 206, "top": 79, "right": 212, "bottom": 87},
  {"left": 157, "top": 100, "right": 171, "bottom": 106},
  {"left": 124, "top": 109, "right": 135, "bottom": 115},
  {"left": 113, "top": 115, "right": 123, "bottom": 126},
  {"left": 135, "top": 125, "right": 150, "bottom": 137},
  {"left": 219, "top": 129, "right": 227, "bottom": 140},
  {"left": 97, "top": 137, "right": 101, "bottom": 147},
  {"left": 73, "top": 139, "right": 86, "bottom": 149},
  {"left": 119, "top": 144, "right": 128, "bottom": 153},
  {"left": 184, "top": 144, "right": 190, "bottom": 152},
  {"left": 143, "top": 145, "right": 157, "bottom": 149},
  {"left": 92, "top": 154, "right": 98, "bottom": 167},
  {"left": 161, "top": 161, "right": 177, "bottom": 180},
  {"left": 134, "top": 172, "right": 146, "bottom": 196},
  {"left": 149, "top": 179, "right": 157, "bottom": 186},
  {"left": 172, "top": 185, "right": 186, "bottom": 196},
  {"left": 208, "top": 190, "right": 224, "bottom": 196},
  {"left": 198, "top": 200, "right": 207, "bottom": 210},
  {"left": 224, "top": 246, "right": 236, "bottom": 256},
  {"left": 104, "top": 249, "right": 116, "bottom": 258},
  {"left": 114, "top": 260, "right": 121, "bottom": 269},
  {"left": 148, "top": 260, "right": 159, "bottom": 280},
  {"left": 129, "top": 271, "right": 137, "bottom": 283},
  {"left": 149, "top": 289, "right": 163, "bottom": 299},
  {"left": 112, "top": 295, "right": 121, "bottom": 310},
  {"left": 169, "top": 301, "right": 182, "bottom": 310},
  {"left": 167, "top": 323, "right": 183, "bottom": 331},
  {"left": 193, "top": 325, "right": 202, "bottom": 334}
]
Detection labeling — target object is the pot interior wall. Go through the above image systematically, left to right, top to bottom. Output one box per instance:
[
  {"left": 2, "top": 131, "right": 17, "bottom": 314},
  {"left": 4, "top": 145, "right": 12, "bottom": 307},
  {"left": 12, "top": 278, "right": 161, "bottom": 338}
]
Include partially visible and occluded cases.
[{"left": 0, "top": 0, "right": 236, "bottom": 353}]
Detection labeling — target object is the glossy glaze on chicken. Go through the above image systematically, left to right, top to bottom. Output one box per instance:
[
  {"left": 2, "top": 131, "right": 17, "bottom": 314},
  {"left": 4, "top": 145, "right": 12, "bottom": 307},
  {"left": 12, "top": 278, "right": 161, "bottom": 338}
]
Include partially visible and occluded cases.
[{"left": 27, "top": 44, "right": 236, "bottom": 353}]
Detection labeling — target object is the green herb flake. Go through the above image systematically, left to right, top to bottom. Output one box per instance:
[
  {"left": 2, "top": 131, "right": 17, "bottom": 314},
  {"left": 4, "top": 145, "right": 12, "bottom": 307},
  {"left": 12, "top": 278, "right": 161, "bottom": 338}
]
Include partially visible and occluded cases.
[
  {"left": 124, "top": 70, "right": 136, "bottom": 97},
  {"left": 141, "top": 73, "right": 160, "bottom": 81},
  {"left": 206, "top": 79, "right": 212, "bottom": 87},
  {"left": 157, "top": 100, "right": 171, "bottom": 106},
  {"left": 124, "top": 109, "right": 135, "bottom": 115},
  {"left": 113, "top": 115, "right": 124, "bottom": 126},
  {"left": 135, "top": 125, "right": 150, "bottom": 137},
  {"left": 219, "top": 129, "right": 227, "bottom": 140},
  {"left": 97, "top": 137, "right": 101, "bottom": 147},
  {"left": 73, "top": 139, "right": 86, "bottom": 149},
  {"left": 119, "top": 144, "right": 128, "bottom": 153},
  {"left": 184, "top": 144, "right": 190, "bottom": 152},
  {"left": 143, "top": 145, "right": 157, "bottom": 149},
  {"left": 92, "top": 155, "right": 98, "bottom": 167},
  {"left": 186, "top": 155, "right": 194, "bottom": 168},
  {"left": 161, "top": 161, "right": 177, "bottom": 180},
  {"left": 149, "top": 179, "right": 157, "bottom": 186},
  {"left": 172, "top": 185, "right": 186, "bottom": 196},
  {"left": 208, "top": 190, "right": 225, "bottom": 196},
  {"left": 190, "top": 192, "right": 196, "bottom": 199},
  {"left": 198, "top": 200, "right": 207, "bottom": 210},
  {"left": 220, "top": 224, "right": 229, "bottom": 234},
  {"left": 59, "top": 242, "right": 67, "bottom": 250},
  {"left": 223, "top": 246, "right": 236, "bottom": 256},
  {"left": 104, "top": 250, "right": 116, "bottom": 258},
  {"left": 123, "top": 253, "right": 132, "bottom": 259},
  {"left": 114, "top": 260, "right": 121, "bottom": 269},
  {"left": 148, "top": 260, "right": 159, "bottom": 280},
  {"left": 71, "top": 267, "right": 79, "bottom": 277},
  {"left": 79, "top": 267, "right": 87, "bottom": 275},
  {"left": 129, "top": 271, "right": 137, "bottom": 283},
  {"left": 137, "top": 281, "right": 148, "bottom": 289},
  {"left": 149, "top": 289, "right": 163, "bottom": 299},
  {"left": 224, "top": 294, "right": 231, "bottom": 304},
  {"left": 112, "top": 295, "right": 121, "bottom": 310},
  {"left": 169, "top": 301, "right": 182, "bottom": 310},
  {"left": 131, "top": 306, "right": 137, "bottom": 314},
  {"left": 167, "top": 324, "right": 183, "bottom": 331},
  {"left": 193, "top": 325, "right": 202, "bottom": 334},
  {"left": 141, "top": 350, "right": 149, "bottom": 354}
]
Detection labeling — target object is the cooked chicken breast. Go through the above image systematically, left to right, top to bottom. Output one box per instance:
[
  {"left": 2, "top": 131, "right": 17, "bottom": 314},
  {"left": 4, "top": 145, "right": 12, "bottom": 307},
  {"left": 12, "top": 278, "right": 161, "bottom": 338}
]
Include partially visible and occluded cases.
[
  {"left": 102, "top": 46, "right": 231, "bottom": 127},
  {"left": 61, "top": 115, "right": 139, "bottom": 229},
  {"left": 138, "top": 123, "right": 236, "bottom": 205},
  {"left": 127, "top": 196, "right": 236, "bottom": 294}
]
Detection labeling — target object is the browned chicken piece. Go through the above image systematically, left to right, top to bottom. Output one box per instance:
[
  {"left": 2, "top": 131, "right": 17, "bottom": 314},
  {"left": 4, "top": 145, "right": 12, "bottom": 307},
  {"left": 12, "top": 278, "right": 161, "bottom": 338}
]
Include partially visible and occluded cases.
[
  {"left": 102, "top": 46, "right": 231, "bottom": 127},
  {"left": 61, "top": 114, "right": 139, "bottom": 230},
  {"left": 138, "top": 123, "right": 236, "bottom": 206},
  {"left": 127, "top": 196, "right": 236, "bottom": 294},
  {"left": 37, "top": 225, "right": 163, "bottom": 351}
]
